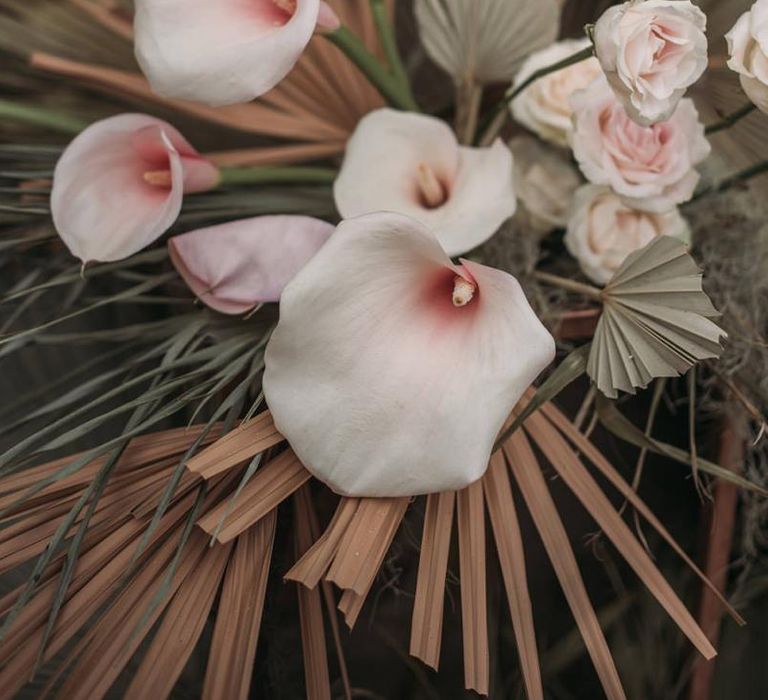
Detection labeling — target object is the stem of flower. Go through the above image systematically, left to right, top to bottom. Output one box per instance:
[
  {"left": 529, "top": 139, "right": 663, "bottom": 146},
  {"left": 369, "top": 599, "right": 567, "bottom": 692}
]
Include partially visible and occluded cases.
[
  {"left": 369, "top": 0, "right": 415, "bottom": 106},
  {"left": 324, "top": 25, "right": 419, "bottom": 112},
  {"left": 476, "top": 45, "right": 595, "bottom": 146},
  {"left": 456, "top": 81, "right": 483, "bottom": 145},
  {"left": 0, "top": 99, "right": 87, "bottom": 135},
  {"left": 705, "top": 102, "right": 757, "bottom": 135},
  {"left": 689, "top": 159, "right": 768, "bottom": 202},
  {"left": 218, "top": 166, "right": 337, "bottom": 187},
  {"left": 534, "top": 270, "right": 603, "bottom": 301}
]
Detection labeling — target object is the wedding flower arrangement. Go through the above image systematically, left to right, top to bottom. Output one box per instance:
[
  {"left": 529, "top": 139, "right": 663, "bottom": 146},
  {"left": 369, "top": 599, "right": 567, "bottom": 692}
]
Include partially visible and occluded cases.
[{"left": 2, "top": 0, "right": 768, "bottom": 698}]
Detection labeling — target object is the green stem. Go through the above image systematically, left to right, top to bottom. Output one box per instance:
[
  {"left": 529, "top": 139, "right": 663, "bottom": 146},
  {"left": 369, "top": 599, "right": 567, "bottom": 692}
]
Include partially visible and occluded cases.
[
  {"left": 369, "top": 0, "right": 414, "bottom": 105},
  {"left": 325, "top": 25, "right": 419, "bottom": 111},
  {"left": 477, "top": 45, "right": 595, "bottom": 146},
  {"left": 0, "top": 99, "right": 87, "bottom": 135},
  {"left": 705, "top": 102, "right": 757, "bottom": 135},
  {"left": 690, "top": 159, "right": 768, "bottom": 202},
  {"left": 218, "top": 166, "right": 337, "bottom": 187},
  {"left": 534, "top": 270, "right": 603, "bottom": 301}
]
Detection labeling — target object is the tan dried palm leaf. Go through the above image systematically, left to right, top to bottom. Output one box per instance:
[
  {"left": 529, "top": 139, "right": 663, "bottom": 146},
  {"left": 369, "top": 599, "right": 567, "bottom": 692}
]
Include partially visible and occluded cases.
[{"left": 0, "top": 391, "right": 747, "bottom": 699}]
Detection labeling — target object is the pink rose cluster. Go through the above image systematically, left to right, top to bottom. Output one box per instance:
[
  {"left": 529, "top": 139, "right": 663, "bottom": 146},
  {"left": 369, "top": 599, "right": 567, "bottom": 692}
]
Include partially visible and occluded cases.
[{"left": 560, "top": 0, "right": 710, "bottom": 284}]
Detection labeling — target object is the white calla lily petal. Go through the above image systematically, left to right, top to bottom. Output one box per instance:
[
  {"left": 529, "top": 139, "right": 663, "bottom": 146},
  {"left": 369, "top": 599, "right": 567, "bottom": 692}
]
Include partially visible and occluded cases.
[
  {"left": 134, "top": 0, "right": 321, "bottom": 106},
  {"left": 334, "top": 109, "right": 516, "bottom": 256},
  {"left": 51, "top": 114, "right": 219, "bottom": 263},
  {"left": 263, "top": 213, "right": 555, "bottom": 497}
]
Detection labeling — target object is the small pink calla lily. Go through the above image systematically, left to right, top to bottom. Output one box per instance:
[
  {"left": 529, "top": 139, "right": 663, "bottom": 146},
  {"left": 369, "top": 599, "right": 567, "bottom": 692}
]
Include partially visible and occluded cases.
[
  {"left": 134, "top": 0, "right": 340, "bottom": 107},
  {"left": 333, "top": 109, "right": 517, "bottom": 257},
  {"left": 51, "top": 114, "right": 219, "bottom": 263},
  {"left": 263, "top": 212, "right": 555, "bottom": 497},
  {"left": 168, "top": 215, "right": 334, "bottom": 314}
]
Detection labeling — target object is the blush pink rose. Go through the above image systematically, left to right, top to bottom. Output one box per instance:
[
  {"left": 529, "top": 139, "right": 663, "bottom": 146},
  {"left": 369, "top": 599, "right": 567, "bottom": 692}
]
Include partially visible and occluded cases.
[
  {"left": 593, "top": 0, "right": 708, "bottom": 126},
  {"left": 570, "top": 77, "right": 710, "bottom": 213}
]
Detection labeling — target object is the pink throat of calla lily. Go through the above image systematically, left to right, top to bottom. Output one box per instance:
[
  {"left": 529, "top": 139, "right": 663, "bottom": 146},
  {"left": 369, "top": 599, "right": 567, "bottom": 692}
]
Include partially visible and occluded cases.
[
  {"left": 268, "top": 0, "right": 340, "bottom": 32},
  {"left": 269, "top": 0, "right": 295, "bottom": 26}
]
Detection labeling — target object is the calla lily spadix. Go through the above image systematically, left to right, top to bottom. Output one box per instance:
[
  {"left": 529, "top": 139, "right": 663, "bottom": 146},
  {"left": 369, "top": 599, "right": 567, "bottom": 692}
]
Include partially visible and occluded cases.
[
  {"left": 134, "top": 0, "right": 340, "bottom": 107},
  {"left": 333, "top": 109, "right": 517, "bottom": 257},
  {"left": 51, "top": 114, "right": 219, "bottom": 264},
  {"left": 263, "top": 212, "right": 555, "bottom": 497},
  {"left": 169, "top": 215, "right": 334, "bottom": 314}
]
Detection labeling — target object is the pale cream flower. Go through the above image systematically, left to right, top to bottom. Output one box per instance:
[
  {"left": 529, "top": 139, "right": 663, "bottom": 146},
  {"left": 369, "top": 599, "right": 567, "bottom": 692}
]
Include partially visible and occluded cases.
[
  {"left": 726, "top": 0, "right": 768, "bottom": 114},
  {"left": 510, "top": 38, "right": 602, "bottom": 147},
  {"left": 509, "top": 135, "right": 582, "bottom": 232},
  {"left": 565, "top": 185, "right": 690, "bottom": 285}
]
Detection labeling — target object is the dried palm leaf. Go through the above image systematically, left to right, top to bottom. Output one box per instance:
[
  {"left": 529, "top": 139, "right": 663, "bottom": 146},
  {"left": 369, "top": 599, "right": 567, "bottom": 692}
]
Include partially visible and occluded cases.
[
  {"left": 414, "top": 0, "right": 560, "bottom": 86},
  {"left": 588, "top": 236, "right": 727, "bottom": 398},
  {"left": 0, "top": 383, "right": 751, "bottom": 699},
  {"left": 409, "top": 491, "right": 454, "bottom": 671}
]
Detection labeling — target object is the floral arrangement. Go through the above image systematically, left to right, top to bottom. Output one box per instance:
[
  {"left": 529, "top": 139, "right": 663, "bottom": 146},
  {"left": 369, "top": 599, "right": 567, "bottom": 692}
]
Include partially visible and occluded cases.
[{"left": 2, "top": 0, "right": 768, "bottom": 698}]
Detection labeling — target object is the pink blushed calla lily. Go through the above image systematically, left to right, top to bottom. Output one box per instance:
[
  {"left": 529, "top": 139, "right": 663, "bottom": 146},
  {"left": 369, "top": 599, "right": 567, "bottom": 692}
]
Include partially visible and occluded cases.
[
  {"left": 134, "top": 0, "right": 339, "bottom": 107},
  {"left": 333, "top": 109, "right": 517, "bottom": 257},
  {"left": 51, "top": 114, "right": 220, "bottom": 263},
  {"left": 263, "top": 212, "right": 555, "bottom": 497},
  {"left": 168, "top": 215, "right": 334, "bottom": 314}
]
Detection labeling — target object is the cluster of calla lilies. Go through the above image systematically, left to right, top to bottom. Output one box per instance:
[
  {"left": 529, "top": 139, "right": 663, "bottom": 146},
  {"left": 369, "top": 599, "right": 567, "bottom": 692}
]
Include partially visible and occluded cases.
[{"left": 46, "top": 0, "right": 764, "bottom": 497}]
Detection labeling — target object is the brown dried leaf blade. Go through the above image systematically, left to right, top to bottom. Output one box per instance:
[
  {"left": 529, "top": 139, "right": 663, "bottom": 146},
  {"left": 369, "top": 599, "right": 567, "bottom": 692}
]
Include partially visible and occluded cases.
[
  {"left": 504, "top": 430, "right": 626, "bottom": 700},
  {"left": 203, "top": 510, "right": 277, "bottom": 700}
]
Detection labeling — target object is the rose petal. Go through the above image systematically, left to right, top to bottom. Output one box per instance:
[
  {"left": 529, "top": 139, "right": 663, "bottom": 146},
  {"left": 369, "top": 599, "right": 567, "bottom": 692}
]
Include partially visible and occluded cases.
[
  {"left": 134, "top": 0, "right": 321, "bottom": 106},
  {"left": 334, "top": 109, "right": 516, "bottom": 256},
  {"left": 51, "top": 114, "right": 185, "bottom": 263},
  {"left": 263, "top": 212, "right": 555, "bottom": 497},
  {"left": 169, "top": 215, "right": 334, "bottom": 313}
]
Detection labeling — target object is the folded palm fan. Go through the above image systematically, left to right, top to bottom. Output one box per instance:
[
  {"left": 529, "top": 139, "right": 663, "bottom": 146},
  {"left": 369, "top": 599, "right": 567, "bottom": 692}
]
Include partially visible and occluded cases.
[{"left": 0, "top": 392, "right": 741, "bottom": 700}]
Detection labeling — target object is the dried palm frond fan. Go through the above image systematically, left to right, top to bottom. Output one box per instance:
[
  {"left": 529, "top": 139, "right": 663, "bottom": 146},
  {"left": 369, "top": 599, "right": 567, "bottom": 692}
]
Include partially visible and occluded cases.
[{"left": 0, "top": 389, "right": 749, "bottom": 700}]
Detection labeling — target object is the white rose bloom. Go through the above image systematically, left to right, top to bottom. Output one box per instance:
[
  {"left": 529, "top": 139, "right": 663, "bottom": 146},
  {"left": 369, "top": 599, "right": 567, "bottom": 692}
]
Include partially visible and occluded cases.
[
  {"left": 593, "top": 0, "right": 708, "bottom": 126},
  {"left": 726, "top": 0, "right": 768, "bottom": 114},
  {"left": 510, "top": 38, "right": 602, "bottom": 147},
  {"left": 509, "top": 135, "right": 582, "bottom": 232},
  {"left": 565, "top": 185, "right": 690, "bottom": 285}
]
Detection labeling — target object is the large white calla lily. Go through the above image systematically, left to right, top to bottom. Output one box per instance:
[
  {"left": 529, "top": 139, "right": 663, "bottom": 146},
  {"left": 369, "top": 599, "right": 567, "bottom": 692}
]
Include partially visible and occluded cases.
[
  {"left": 333, "top": 109, "right": 516, "bottom": 257},
  {"left": 263, "top": 212, "right": 555, "bottom": 497}
]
